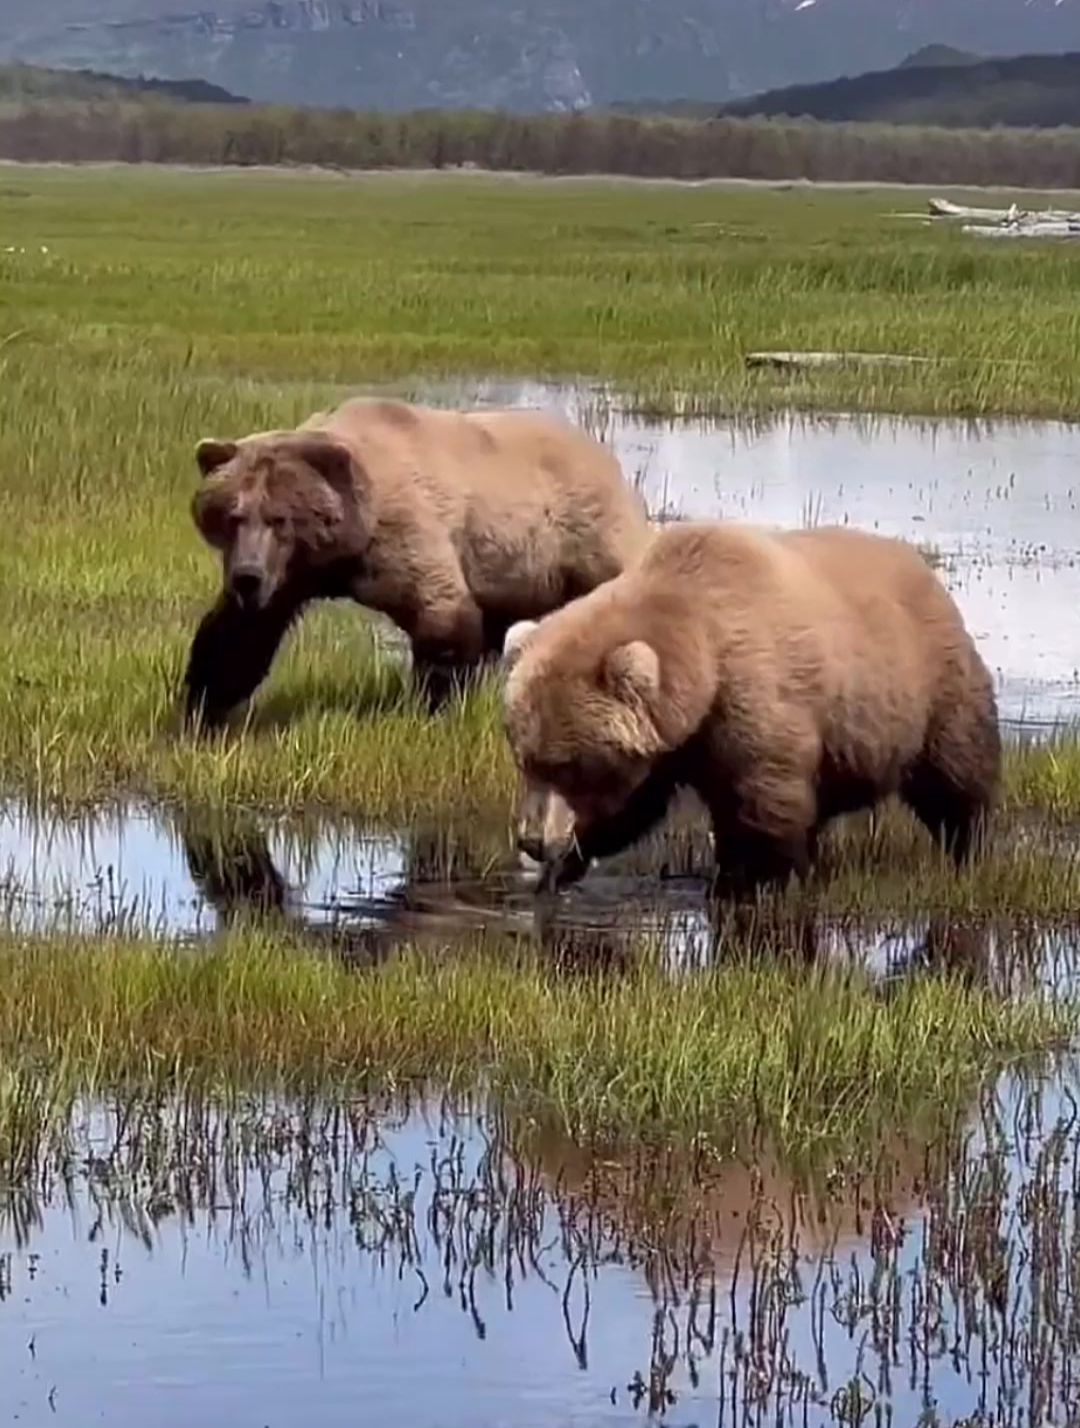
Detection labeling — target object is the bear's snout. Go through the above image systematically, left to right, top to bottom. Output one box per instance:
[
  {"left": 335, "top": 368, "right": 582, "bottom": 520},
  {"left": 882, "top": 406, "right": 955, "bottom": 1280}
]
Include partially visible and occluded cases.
[{"left": 229, "top": 567, "right": 267, "bottom": 609}]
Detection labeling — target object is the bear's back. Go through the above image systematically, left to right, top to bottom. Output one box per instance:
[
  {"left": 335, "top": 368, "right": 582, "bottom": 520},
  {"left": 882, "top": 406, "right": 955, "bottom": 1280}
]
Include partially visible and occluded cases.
[
  {"left": 316, "top": 396, "right": 640, "bottom": 519},
  {"left": 631, "top": 520, "right": 970, "bottom": 719}
]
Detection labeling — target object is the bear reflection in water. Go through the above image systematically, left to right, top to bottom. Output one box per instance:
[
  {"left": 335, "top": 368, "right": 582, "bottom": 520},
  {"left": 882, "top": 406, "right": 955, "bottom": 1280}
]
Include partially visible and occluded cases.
[
  {"left": 501, "top": 521, "right": 1001, "bottom": 900},
  {"left": 172, "top": 808, "right": 996, "bottom": 988}
]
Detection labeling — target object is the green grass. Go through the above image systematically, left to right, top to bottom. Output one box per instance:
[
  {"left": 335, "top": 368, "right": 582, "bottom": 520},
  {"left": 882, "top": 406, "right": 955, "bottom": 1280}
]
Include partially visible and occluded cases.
[
  {"left": 0, "top": 164, "right": 1079, "bottom": 821},
  {"left": 4, "top": 167, "right": 1080, "bottom": 418},
  {"left": 0, "top": 928, "right": 1071, "bottom": 1187}
]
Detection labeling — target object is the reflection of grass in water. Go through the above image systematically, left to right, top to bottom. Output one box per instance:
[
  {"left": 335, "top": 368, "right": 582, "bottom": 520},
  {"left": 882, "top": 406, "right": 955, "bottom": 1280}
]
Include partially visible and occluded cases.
[
  {"left": 1, "top": 166, "right": 1078, "bottom": 818},
  {"left": 7, "top": 795, "right": 1080, "bottom": 942},
  {"left": 0, "top": 930, "right": 1072, "bottom": 1187},
  {"left": 4, "top": 1069, "right": 1076, "bottom": 1422}
]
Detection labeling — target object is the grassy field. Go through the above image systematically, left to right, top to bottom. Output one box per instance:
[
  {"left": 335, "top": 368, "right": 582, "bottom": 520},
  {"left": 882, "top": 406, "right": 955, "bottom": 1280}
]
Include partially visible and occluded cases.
[
  {"left": 0, "top": 164, "right": 1079, "bottom": 823},
  {"left": 0, "top": 164, "right": 1077, "bottom": 1180}
]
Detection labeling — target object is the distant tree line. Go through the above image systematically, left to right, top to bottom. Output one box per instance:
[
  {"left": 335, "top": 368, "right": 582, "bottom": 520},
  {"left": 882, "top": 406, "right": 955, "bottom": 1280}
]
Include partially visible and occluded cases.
[
  {"left": 0, "top": 63, "right": 246, "bottom": 106},
  {"left": 2, "top": 98, "right": 1080, "bottom": 189}
]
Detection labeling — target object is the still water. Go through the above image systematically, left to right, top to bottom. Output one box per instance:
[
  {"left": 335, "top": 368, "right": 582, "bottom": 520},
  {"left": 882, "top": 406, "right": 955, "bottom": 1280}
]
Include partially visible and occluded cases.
[
  {"left": 427, "top": 380, "right": 1080, "bottom": 729},
  {"left": 3, "top": 1069, "right": 1079, "bottom": 1428}
]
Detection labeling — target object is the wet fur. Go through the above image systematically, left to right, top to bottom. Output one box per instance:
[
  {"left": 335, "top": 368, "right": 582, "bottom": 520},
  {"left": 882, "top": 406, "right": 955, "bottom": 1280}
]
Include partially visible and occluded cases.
[
  {"left": 183, "top": 397, "right": 650, "bottom": 728},
  {"left": 504, "top": 522, "right": 1002, "bottom": 897}
]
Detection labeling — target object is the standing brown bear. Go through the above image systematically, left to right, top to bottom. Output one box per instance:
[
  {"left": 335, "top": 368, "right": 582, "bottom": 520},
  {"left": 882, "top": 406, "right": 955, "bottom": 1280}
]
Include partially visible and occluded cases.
[
  {"left": 182, "top": 396, "right": 650, "bottom": 728},
  {"left": 501, "top": 521, "right": 1001, "bottom": 895}
]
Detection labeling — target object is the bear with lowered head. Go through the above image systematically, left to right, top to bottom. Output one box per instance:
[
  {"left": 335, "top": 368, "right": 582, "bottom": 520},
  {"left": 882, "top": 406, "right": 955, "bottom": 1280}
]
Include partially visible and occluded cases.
[
  {"left": 183, "top": 396, "right": 650, "bottom": 729},
  {"left": 501, "top": 520, "right": 1001, "bottom": 896}
]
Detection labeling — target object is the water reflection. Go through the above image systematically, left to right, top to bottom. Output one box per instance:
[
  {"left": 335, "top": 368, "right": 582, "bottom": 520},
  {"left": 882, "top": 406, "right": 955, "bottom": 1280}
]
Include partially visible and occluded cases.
[
  {"left": 398, "top": 381, "right": 1080, "bottom": 729},
  {"left": 5, "top": 798, "right": 1073, "bottom": 996},
  {"left": 2, "top": 1068, "right": 1078, "bottom": 1427}
]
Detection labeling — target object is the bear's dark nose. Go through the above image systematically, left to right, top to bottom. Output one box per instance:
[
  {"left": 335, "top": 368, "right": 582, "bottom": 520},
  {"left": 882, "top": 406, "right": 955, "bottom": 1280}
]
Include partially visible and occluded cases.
[
  {"left": 230, "top": 569, "right": 262, "bottom": 605},
  {"left": 517, "top": 832, "right": 545, "bottom": 863}
]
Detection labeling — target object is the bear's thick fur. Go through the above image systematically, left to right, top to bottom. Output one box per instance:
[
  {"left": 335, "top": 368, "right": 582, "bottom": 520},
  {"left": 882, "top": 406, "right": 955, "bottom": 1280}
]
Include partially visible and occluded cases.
[
  {"left": 181, "top": 396, "right": 650, "bottom": 727},
  {"left": 501, "top": 521, "right": 1001, "bottom": 894}
]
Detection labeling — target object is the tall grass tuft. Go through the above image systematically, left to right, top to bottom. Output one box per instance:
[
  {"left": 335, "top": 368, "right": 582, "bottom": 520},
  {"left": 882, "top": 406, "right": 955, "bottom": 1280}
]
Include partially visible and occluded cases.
[{"left": 0, "top": 929, "right": 1072, "bottom": 1175}]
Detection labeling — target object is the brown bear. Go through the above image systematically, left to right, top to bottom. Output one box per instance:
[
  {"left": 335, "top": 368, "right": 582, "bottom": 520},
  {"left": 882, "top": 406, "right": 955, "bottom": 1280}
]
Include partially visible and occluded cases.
[
  {"left": 182, "top": 395, "right": 650, "bottom": 728},
  {"left": 501, "top": 520, "right": 1001, "bottom": 895}
]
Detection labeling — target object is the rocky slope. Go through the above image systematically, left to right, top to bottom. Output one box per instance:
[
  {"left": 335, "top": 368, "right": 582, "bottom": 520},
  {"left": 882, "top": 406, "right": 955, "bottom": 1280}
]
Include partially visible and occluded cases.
[{"left": 1, "top": 0, "right": 1077, "bottom": 111}]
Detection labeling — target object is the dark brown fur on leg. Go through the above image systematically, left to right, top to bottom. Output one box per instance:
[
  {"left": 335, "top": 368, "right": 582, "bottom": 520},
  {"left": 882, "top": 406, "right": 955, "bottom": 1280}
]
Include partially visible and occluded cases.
[
  {"left": 183, "top": 594, "right": 301, "bottom": 731},
  {"left": 409, "top": 599, "right": 487, "bottom": 714},
  {"left": 410, "top": 654, "right": 486, "bottom": 715},
  {"left": 921, "top": 662, "right": 1000, "bottom": 866},
  {"left": 901, "top": 680, "right": 1001, "bottom": 867},
  {"left": 900, "top": 767, "right": 992, "bottom": 867},
  {"left": 709, "top": 824, "right": 812, "bottom": 903}
]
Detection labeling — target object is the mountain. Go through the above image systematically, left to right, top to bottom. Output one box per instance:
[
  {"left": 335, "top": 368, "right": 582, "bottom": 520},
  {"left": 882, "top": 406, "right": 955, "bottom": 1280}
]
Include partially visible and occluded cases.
[
  {"left": 0, "top": 1, "right": 1077, "bottom": 113},
  {"left": 897, "top": 45, "right": 980, "bottom": 70},
  {"left": 718, "top": 51, "right": 1080, "bottom": 129},
  {"left": 0, "top": 60, "right": 246, "bottom": 102}
]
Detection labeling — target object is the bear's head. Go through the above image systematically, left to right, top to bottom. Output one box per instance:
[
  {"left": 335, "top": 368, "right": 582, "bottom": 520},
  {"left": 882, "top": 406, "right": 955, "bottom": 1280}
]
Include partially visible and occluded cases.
[
  {"left": 191, "top": 432, "right": 362, "bottom": 610},
  {"left": 501, "top": 616, "right": 664, "bottom": 877}
]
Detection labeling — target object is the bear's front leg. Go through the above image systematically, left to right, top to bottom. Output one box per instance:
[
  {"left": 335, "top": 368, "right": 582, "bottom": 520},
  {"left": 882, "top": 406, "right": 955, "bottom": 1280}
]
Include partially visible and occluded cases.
[
  {"left": 182, "top": 592, "right": 302, "bottom": 732},
  {"left": 408, "top": 597, "right": 486, "bottom": 716},
  {"left": 709, "top": 823, "right": 813, "bottom": 902}
]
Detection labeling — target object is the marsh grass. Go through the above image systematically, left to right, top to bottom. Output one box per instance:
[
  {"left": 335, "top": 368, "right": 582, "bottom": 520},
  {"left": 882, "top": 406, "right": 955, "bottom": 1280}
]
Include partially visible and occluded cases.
[
  {"left": 1, "top": 165, "right": 1079, "bottom": 820},
  {"left": 5, "top": 168, "right": 1080, "bottom": 418},
  {"left": 0, "top": 928, "right": 1071, "bottom": 1180}
]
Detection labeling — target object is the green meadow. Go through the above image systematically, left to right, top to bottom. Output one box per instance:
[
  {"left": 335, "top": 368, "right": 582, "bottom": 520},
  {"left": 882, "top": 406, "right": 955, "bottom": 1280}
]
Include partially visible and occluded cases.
[
  {"left": 0, "top": 163, "right": 1077, "bottom": 1178},
  {"left": 1, "top": 164, "right": 1079, "bottom": 819}
]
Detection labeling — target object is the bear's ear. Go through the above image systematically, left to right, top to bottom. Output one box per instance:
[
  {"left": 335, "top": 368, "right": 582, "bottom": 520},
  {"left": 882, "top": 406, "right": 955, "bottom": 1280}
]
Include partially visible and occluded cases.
[
  {"left": 293, "top": 436, "right": 358, "bottom": 500},
  {"left": 195, "top": 439, "right": 239, "bottom": 477},
  {"left": 502, "top": 619, "right": 539, "bottom": 671},
  {"left": 602, "top": 640, "right": 661, "bottom": 707}
]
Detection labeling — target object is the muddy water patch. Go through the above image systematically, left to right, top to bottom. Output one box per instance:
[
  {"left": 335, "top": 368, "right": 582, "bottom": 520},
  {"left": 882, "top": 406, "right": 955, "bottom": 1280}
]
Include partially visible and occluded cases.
[{"left": 3, "top": 1067, "right": 1080, "bottom": 1428}]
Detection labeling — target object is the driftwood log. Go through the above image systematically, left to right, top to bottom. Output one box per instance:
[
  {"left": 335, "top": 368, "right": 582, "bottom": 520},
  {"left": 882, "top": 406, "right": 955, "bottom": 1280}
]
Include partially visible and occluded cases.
[
  {"left": 928, "top": 196, "right": 1080, "bottom": 240},
  {"left": 745, "top": 351, "right": 933, "bottom": 372}
]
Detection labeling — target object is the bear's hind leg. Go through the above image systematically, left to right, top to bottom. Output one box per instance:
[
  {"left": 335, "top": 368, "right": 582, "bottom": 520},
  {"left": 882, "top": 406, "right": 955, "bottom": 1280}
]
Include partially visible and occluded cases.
[
  {"left": 183, "top": 593, "right": 302, "bottom": 732},
  {"left": 901, "top": 676, "right": 1001, "bottom": 867},
  {"left": 900, "top": 763, "right": 992, "bottom": 866}
]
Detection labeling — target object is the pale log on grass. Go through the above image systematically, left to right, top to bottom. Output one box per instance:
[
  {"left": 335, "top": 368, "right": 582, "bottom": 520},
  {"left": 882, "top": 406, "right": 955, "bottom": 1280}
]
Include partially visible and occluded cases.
[
  {"left": 928, "top": 196, "right": 1080, "bottom": 240},
  {"left": 745, "top": 351, "right": 934, "bottom": 372}
]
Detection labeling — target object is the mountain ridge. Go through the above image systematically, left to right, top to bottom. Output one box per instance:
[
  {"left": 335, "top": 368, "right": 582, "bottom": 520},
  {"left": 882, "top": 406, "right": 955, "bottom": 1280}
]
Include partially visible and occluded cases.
[
  {"left": 1, "top": 0, "right": 1078, "bottom": 113},
  {"left": 717, "top": 50, "right": 1080, "bottom": 129}
]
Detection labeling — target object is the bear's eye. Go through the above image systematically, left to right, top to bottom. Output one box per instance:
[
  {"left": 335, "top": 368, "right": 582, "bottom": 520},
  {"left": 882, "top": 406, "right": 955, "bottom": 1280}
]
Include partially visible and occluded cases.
[
  {"left": 266, "top": 514, "right": 288, "bottom": 532},
  {"left": 533, "top": 757, "right": 577, "bottom": 787},
  {"left": 580, "top": 757, "right": 621, "bottom": 789}
]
